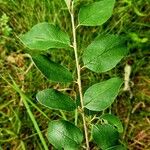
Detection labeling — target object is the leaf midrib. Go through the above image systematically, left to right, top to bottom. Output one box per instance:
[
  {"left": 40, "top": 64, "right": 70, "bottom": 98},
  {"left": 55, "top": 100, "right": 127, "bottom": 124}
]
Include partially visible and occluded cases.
[
  {"left": 79, "top": 1, "right": 113, "bottom": 25},
  {"left": 28, "top": 35, "right": 69, "bottom": 46},
  {"left": 84, "top": 39, "right": 123, "bottom": 67},
  {"left": 84, "top": 83, "right": 115, "bottom": 106},
  {"left": 54, "top": 127, "right": 81, "bottom": 146}
]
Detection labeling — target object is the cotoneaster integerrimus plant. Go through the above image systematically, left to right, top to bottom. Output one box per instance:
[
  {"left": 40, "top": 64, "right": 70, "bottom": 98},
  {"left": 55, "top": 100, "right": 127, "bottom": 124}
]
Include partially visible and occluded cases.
[{"left": 20, "top": 0, "right": 128, "bottom": 149}]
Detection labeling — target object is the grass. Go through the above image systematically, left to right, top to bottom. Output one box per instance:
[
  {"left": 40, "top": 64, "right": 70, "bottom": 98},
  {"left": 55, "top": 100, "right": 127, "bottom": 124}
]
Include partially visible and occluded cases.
[{"left": 0, "top": 0, "right": 150, "bottom": 149}]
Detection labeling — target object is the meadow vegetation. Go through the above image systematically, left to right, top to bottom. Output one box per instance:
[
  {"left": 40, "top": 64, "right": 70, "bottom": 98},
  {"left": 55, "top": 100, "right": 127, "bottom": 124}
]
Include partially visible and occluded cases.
[{"left": 0, "top": 0, "right": 150, "bottom": 149}]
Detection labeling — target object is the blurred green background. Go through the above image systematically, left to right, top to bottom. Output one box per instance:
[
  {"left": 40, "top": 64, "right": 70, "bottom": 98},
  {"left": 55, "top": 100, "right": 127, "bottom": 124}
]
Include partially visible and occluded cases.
[{"left": 0, "top": 0, "right": 150, "bottom": 149}]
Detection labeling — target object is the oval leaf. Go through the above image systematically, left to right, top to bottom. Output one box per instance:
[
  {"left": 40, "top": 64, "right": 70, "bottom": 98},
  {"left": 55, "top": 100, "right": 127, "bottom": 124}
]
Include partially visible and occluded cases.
[
  {"left": 78, "top": 0, "right": 115, "bottom": 26},
  {"left": 20, "top": 22, "right": 70, "bottom": 50},
  {"left": 83, "top": 34, "right": 128, "bottom": 73},
  {"left": 32, "top": 54, "right": 73, "bottom": 82},
  {"left": 83, "top": 77, "right": 123, "bottom": 111},
  {"left": 36, "top": 89, "right": 76, "bottom": 111},
  {"left": 100, "top": 114, "right": 123, "bottom": 133},
  {"left": 47, "top": 120, "right": 83, "bottom": 149},
  {"left": 92, "top": 124, "right": 119, "bottom": 149}
]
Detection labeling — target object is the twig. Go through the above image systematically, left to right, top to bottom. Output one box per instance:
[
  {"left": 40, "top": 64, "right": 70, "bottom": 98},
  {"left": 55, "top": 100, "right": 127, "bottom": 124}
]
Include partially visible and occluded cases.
[{"left": 70, "top": 1, "right": 89, "bottom": 149}]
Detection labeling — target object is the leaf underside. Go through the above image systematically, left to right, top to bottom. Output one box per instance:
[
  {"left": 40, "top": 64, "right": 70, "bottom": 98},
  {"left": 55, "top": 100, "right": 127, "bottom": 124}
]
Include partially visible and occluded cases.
[
  {"left": 79, "top": 0, "right": 115, "bottom": 26},
  {"left": 20, "top": 22, "right": 70, "bottom": 51},
  {"left": 83, "top": 34, "right": 128, "bottom": 73},
  {"left": 83, "top": 77, "right": 123, "bottom": 111},
  {"left": 47, "top": 120, "right": 83, "bottom": 149}
]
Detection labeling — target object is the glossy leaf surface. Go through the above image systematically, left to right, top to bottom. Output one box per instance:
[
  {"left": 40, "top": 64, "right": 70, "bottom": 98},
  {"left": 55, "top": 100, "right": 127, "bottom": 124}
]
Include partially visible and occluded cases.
[
  {"left": 79, "top": 0, "right": 115, "bottom": 26},
  {"left": 20, "top": 22, "right": 70, "bottom": 50},
  {"left": 83, "top": 34, "right": 128, "bottom": 73},
  {"left": 32, "top": 54, "right": 73, "bottom": 82},
  {"left": 83, "top": 77, "right": 123, "bottom": 111},
  {"left": 36, "top": 89, "right": 76, "bottom": 111},
  {"left": 100, "top": 114, "right": 123, "bottom": 133},
  {"left": 47, "top": 120, "right": 83, "bottom": 149},
  {"left": 92, "top": 124, "right": 119, "bottom": 149}
]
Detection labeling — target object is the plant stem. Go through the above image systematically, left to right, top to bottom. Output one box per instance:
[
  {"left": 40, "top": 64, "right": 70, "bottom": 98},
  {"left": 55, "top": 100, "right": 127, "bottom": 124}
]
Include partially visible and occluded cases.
[
  {"left": 70, "top": 2, "right": 89, "bottom": 149},
  {"left": 75, "top": 108, "right": 78, "bottom": 126},
  {"left": 60, "top": 110, "right": 67, "bottom": 120}
]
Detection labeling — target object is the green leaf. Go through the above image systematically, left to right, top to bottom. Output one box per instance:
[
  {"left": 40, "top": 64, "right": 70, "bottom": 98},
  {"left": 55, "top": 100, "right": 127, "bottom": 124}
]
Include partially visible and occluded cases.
[
  {"left": 78, "top": 0, "right": 115, "bottom": 26},
  {"left": 20, "top": 22, "right": 70, "bottom": 50},
  {"left": 83, "top": 34, "right": 128, "bottom": 73},
  {"left": 31, "top": 54, "right": 73, "bottom": 82},
  {"left": 83, "top": 77, "right": 123, "bottom": 111},
  {"left": 36, "top": 89, "right": 76, "bottom": 111},
  {"left": 100, "top": 114, "right": 123, "bottom": 133},
  {"left": 47, "top": 120, "right": 83, "bottom": 149},
  {"left": 92, "top": 124, "right": 119, "bottom": 149},
  {"left": 106, "top": 145, "right": 127, "bottom": 150}
]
